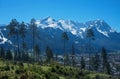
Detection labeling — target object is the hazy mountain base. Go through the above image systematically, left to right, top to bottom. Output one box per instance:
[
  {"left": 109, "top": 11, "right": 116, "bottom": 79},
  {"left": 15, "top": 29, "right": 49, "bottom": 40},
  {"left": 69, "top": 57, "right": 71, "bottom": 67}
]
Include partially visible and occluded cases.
[{"left": 0, "top": 59, "right": 117, "bottom": 79}]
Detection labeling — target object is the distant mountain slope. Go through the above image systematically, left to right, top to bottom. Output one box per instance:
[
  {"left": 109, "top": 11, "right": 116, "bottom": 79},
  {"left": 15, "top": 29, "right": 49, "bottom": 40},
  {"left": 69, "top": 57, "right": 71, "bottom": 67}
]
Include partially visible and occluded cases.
[{"left": 0, "top": 17, "right": 120, "bottom": 54}]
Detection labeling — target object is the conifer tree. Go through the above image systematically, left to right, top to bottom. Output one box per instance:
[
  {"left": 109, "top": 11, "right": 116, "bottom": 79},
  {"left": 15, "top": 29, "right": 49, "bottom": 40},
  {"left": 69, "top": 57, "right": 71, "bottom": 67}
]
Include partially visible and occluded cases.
[
  {"left": 29, "top": 18, "right": 39, "bottom": 60},
  {"left": 29, "top": 18, "right": 37, "bottom": 49},
  {"left": 7, "top": 19, "right": 20, "bottom": 59},
  {"left": 19, "top": 21, "right": 27, "bottom": 51},
  {"left": 86, "top": 28, "right": 94, "bottom": 70},
  {"left": 62, "top": 31, "right": 69, "bottom": 66},
  {"left": 62, "top": 32, "right": 69, "bottom": 54},
  {"left": 34, "top": 44, "right": 40, "bottom": 61},
  {"left": 71, "top": 44, "right": 75, "bottom": 67},
  {"left": 0, "top": 46, "right": 5, "bottom": 58},
  {"left": 45, "top": 46, "right": 53, "bottom": 63},
  {"left": 101, "top": 47, "right": 111, "bottom": 74},
  {"left": 6, "top": 49, "right": 13, "bottom": 60},
  {"left": 14, "top": 50, "right": 17, "bottom": 60},
  {"left": 64, "top": 53, "right": 70, "bottom": 66},
  {"left": 90, "top": 53, "right": 100, "bottom": 71},
  {"left": 94, "top": 53, "right": 100, "bottom": 71},
  {"left": 81, "top": 56, "right": 85, "bottom": 69},
  {"left": 90, "top": 56, "right": 95, "bottom": 70}
]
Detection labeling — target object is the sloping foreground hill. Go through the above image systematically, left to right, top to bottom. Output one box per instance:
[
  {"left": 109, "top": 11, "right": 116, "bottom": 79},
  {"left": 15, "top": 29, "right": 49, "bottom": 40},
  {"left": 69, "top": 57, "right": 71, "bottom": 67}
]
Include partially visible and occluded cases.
[{"left": 0, "top": 59, "right": 117, "bottom": 79}]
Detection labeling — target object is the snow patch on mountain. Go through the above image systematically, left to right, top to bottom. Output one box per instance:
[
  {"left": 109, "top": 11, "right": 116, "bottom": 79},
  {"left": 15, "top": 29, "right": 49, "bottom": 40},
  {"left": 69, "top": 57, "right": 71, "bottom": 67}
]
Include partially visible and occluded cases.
[
  {"left": 80, "top": 28, "right": 86, "bottom": 32},
  {"left": 97, "top": 28, "right": 109, "bottom": 37},
  {"left": 0, "top": 29, "right": 12, "bottom": 44},
  {"left": 0, "top": 37, "right": 8, "bottom": 44}
]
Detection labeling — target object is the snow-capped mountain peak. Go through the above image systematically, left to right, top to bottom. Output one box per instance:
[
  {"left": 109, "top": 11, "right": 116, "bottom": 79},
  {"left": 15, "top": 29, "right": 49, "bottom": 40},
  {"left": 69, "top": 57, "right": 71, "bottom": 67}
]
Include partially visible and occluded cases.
[
  {"left": 40, "top": 16, "right": 55, "bottom": 24},
  {"left": 34, "top": 17, "right": 116, "bottom": 39},
  {"left": 84, "top": 19, "right": 116, "bottom": 37}
]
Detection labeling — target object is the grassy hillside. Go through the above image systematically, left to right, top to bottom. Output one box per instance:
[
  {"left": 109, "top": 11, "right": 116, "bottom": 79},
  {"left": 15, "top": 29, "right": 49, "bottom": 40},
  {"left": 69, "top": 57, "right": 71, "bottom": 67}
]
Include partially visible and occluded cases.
[{"left": 0, "top": 59, "right": 117, "bottom": 79}]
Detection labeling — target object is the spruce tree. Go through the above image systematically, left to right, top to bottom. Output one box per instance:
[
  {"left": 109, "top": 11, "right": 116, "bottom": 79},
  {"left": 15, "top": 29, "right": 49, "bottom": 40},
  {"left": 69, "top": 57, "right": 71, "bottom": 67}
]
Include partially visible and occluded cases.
[
  {"left": 34, "top": 44, "right": 40, "bottom": 61},
  {"left": 71, "top": 44, "right": 75, "bottom": 67},
  {"left": 0, "top": 46, "right": 5, "bottom": 58},
  {"left": 45, "top": 46, "right": 53, "bottom": 63},
  {"left": 101, "top": 47, "right": 111, "bottom": 74},
  {"left": 101, "top": 47, "right": 107, "bottom": 71},
  {"left": 6, "top": 49, "right": 13, "bottom": 60},
  {"left": 14, "top": 50, "right": 17, "bottom": 60},
  {"left": 21, "top": 51, "right": 26, "bottom": 61},
  {"left": 64, "top": 53, "right": 70, "bottom": 66},
  {"left": 90, "top": 53, "right": 100, "bottom": 71},
  {"left": 94, "top": 53, "right": 100, "bottom": 71},
  {"left": 81, "top": 56, "right": 85, "bottom": 69},
  {"left": 90, "top": 56, "right": 95, "bottom": 70},
  {"left": 106, "top": 61, "right": 111, "bottom": 74}
]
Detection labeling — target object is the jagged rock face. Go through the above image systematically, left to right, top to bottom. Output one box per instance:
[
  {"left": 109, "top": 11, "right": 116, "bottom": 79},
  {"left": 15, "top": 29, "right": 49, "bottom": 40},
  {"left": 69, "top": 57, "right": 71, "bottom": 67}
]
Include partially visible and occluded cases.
[{"left": 0, "top": 17, "right": 120, "bottom": 54}]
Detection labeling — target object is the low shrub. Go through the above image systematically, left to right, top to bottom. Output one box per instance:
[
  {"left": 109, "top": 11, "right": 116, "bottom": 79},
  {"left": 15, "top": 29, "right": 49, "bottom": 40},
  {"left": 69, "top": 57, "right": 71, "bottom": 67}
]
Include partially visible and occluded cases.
[
  {"left": 12, "top": 61, "right": 17, "bottom": 65},
  {"left": 18, "top": 62, "right": 24, "bottom": 67},
  {"left": 4, "top": 65, "right": 10, "bottom": 71},
  {"left": 11, "top": 66, "right": 14, "bottom": 70},
  {"left": 15, "top": 68, "right": 25, "bottom": 74},
  {"left": 44, "top": 72, "right": 59, "bottom": 79},
  {"left": 20, "top": 74, "right": 28, "bottom": 79},
  {"left": 95, "top": 74, "right": 100, "bottom": 79},
  {"left": 1, "top": 75, "right": 9, "bottom": 79},
  {"left": 14, "top": 76, "right": 18, "bottom": 79}
]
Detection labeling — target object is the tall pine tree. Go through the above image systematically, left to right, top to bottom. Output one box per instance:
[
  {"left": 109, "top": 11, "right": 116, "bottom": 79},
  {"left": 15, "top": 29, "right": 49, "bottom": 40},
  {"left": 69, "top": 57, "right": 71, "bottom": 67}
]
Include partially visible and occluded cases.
[
  {"left": 29, "top": 18, "right": 39, "bottom": 61},
  {"left": 7, "top": 19, "right": 20, "bottom": 60},
  {"left": 19, "top": 21, "right": 27, "bottom": 52},
  {"left": 86, "top": 28, "right": 94, "bottom": 70},
  {"left": 62, "top": 31, "right": 69, "bottom": 66},
  {"left": 101, "top": 47, "right": 111, "bottom": 74}
]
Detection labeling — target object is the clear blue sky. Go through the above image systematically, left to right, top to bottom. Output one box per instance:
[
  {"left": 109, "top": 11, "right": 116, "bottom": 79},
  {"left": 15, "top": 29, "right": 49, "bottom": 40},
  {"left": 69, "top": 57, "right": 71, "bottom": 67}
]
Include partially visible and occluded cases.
[{"left": 0, "top": 0, "right": 120, "bottom": 31}]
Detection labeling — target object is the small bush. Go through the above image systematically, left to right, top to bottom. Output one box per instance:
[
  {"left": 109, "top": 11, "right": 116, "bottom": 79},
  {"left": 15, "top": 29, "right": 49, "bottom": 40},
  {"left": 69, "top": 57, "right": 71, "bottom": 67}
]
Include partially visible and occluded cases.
[
  {"left": 12, "top": 61, "right": 17, "bottom": 65},
  {"left": 18, "top": 62, "right": 24, "bottom": 67},
  {"left": 4, "top": 65, "right": 10, "bottom": 71},
  {"left": 55, "top": 65, "right": 60, "bottom": 69},
  {"left": 11, "top": 66, "right": 14, "bottom": 70},
  {"left": 51, "top": 67, "right": 56, "bottom": 72},
  {"left": 15, "top": 69, "right": 25, "bottom": 74},
  {"left": 15, "top": 69, "right": 20, "bottom": 74},
  {"left": 78, "top": 71, "right": 84, "bottom": 76},
  {"left": 44, "top": 72, "right": 59, "bottom": 79},
  {"left": 20, "top": 74, "right": 28, "bottom": 79},
  {"left": 50, "top": 74, "right": 59, "bottom": 79},
  {"left": 1, "top": 75, "right": 9, "bottom": 79},
  {"left": 95, "top": 75, "right": 100, "bottom": 79},
  {"left": 14, "top": 76, "right": 18, "bottom": 79},
  {"left": 84, "top": 76, "right": 90, "bottom": 79}
]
